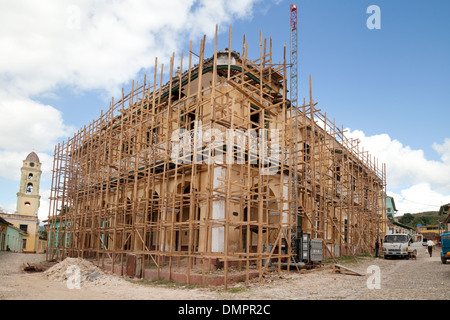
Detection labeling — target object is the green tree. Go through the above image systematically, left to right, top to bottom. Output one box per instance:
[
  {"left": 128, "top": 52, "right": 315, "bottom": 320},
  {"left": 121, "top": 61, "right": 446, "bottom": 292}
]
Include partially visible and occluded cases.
[
  {"left": 399, "top": 213, "right": 414, "bottom": 225},
  {"left": 413, "top": 216, "right": 431, "bottom": 226},
  {"left": 39, "top": 230, "right": 47, "bottom": 240}
]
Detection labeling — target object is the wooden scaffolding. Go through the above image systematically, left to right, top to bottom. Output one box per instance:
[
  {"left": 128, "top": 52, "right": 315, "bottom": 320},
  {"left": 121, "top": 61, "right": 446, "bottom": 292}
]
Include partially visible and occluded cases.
[{"left": 46, "top": 27, "right": 386, "bottom": 288}]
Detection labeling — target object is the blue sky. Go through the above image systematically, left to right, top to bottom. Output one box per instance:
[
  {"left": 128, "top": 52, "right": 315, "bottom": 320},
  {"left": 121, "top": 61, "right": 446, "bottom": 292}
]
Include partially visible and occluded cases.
[{"left": 1, "top": 0, "right": 450, "bottom": 222}]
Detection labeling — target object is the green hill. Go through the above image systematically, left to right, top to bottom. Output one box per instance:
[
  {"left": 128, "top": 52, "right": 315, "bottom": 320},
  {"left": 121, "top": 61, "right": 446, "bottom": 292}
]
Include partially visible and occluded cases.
[{"left": 396, "top": 211, "right": 442, "bottom": 228}]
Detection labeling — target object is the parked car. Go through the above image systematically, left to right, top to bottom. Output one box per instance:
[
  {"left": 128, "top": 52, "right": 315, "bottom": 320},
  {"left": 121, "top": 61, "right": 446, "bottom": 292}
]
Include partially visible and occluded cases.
[{"left": 441, "top": 232, "right": 450, "bottom": 264}]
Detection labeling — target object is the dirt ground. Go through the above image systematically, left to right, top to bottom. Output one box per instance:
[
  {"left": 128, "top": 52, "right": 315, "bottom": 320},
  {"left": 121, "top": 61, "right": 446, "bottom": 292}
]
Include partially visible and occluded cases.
[{"left": 0, "top": 248, "right": 448, "bottom": 300}]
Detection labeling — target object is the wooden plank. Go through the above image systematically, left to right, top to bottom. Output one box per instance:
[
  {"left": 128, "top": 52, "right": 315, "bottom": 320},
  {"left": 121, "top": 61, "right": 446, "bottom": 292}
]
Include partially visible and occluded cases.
[
  {"left": 332, "top": 264, "right": 363, "bottom": 276},
  {"left": 300, "top": 265, "right": 333, "bottom": 274}
]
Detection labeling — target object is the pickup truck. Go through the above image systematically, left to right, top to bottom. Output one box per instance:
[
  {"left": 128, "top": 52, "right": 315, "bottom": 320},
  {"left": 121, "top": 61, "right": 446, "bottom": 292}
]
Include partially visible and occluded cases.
[
  {"left": 441, "top": 232, "right": 450, "bottom": 264},
  {"left": 382, "top": 234, "right": 418, "bottom": 259}
]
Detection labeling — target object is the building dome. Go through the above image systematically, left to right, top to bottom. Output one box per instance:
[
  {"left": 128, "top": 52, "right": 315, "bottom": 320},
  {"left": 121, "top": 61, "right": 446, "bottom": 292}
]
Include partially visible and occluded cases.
[{"left": 25, "top": 152, "right": 40, "bottom": 163}]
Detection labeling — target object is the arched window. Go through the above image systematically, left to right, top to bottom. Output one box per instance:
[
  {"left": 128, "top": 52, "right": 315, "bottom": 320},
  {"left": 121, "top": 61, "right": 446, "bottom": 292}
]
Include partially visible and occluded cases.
[
  {"left": 28, "top": 173, "right": 33, "bottom": 180},
  {"left": 26, "top": 183, "right": 33, "bottom": 194},
  {"left": 25, "top": 202, "right": 31, "bottom": 206}
]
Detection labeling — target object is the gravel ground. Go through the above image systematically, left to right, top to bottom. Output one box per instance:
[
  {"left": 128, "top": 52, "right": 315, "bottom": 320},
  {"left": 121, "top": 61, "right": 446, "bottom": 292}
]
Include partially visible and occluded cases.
[
  {"left": 0, "top": 247, "right": 448, "bottom": 300},
  {"left": 216, "top": 247, "right": 450, "bottom": 300},
  {"left": 0, "top": 252, "right": 49, "bottom": 275}
]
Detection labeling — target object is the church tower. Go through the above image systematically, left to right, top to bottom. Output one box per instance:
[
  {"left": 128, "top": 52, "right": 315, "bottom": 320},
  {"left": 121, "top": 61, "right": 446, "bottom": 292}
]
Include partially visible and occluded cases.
[
  {"left": 0, "top": 152, "right": 43, "bottom": 252},
  {"left": 16, "top": 152, "right": 42, "bottom": 217}
]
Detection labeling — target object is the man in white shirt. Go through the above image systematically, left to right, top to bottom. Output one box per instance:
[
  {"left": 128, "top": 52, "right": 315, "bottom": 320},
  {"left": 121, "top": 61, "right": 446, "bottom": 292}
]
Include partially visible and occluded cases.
[{"left": 426, "top": 239, "right": 435, "bottom": 257}]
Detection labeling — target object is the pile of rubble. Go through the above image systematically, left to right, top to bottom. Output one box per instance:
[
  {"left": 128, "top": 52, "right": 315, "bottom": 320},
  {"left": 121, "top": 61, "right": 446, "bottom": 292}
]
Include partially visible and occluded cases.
[{"left": 44, "top": 257, "right": 104, "bottom": 285}]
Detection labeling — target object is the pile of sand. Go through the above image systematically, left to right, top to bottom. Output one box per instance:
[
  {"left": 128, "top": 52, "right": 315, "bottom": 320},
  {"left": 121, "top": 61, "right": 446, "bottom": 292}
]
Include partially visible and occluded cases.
[{"left": 44, "top": 257, "right": 105, "bottom": 285}]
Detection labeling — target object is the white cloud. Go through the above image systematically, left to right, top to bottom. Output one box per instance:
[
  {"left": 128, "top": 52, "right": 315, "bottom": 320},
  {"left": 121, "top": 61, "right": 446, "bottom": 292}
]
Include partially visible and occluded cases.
[
  {"left": 0, "top": 0, "right": 262, "bottom": 97},
  {"left": 0, "top": 0, "right": 263, "bottom": 216},
  {"left": 0, "top": 0, "right": 262, "bottom": 163},
  {"left": 0, "top": 91, "right": 74, "bottom": 184},
  {"left": 0, "top": 93, "right": 75, "bottom": 153},
  {"left": 346, "top": 129, "right": 450, "bottom": 214},
  {"left": 347, "top": 129, "right": 450, "bottom": 192},
  {"left": 432, "top": 138, "right": 450, "bottom": 164},
  {"left": 0, "top": 150, "right": 54, "bottom": 181},
  {"left": 388, "top": 184, "right": 450, "bottom": 215},
  {"left": 38, "top": 189, "right": 51, "bottom": 223}
]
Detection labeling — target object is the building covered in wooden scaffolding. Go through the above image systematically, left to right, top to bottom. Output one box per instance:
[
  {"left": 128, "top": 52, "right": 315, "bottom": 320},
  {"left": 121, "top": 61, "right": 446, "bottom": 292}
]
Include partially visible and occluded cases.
[{"left": 47, "top": 28, "right": 387, "bottom": 287}]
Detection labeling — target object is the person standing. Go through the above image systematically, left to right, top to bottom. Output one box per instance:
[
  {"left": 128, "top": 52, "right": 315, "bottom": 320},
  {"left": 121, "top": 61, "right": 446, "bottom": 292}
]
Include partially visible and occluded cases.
[
  {"left": 375, "top": 239, "right": 380, "bottom": 258},
  {"left": 426, "top": 239, "right": 435, "bottom": 257}
]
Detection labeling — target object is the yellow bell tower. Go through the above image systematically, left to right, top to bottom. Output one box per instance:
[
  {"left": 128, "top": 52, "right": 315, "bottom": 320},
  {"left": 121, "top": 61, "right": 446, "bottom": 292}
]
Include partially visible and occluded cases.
[
  {"left": 0, "top": 152, "right": 42, "bottom": 252},
  {"left": 16, "top": 152, "right": 42, "bottom": 217}
]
